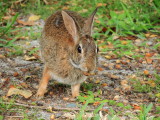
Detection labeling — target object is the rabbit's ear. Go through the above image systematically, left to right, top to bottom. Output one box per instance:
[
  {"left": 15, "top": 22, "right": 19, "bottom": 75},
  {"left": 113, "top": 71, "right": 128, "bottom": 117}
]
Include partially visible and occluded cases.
[
  {"left": 83, "top": 8, "right": 98, "bottom": 35},
  {"left": 62, "top": 11, "right": 78, "bottom": 43}
]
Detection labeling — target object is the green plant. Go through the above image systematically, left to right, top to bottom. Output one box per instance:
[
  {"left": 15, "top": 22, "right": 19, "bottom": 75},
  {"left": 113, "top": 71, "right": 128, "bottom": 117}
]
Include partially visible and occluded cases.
[{"left": 136, "top": 103, "right": 154, "bottom": 120}]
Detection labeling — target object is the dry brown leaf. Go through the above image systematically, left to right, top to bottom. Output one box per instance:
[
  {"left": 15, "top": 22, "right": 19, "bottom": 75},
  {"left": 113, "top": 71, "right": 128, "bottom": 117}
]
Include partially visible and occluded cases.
[
  {"left": 97, "top": 3, "right": 107, "bottom": 7},
  {"left": 62, "top": 6, "right": 70, "bottom": 10},
  {"left": 28, "top": 15, "right": 40, "bottom": 21},
  {"left": 2, "top": 16, "right": 12, "bottom": 20},
  {"left": 17, "top": 19, "right": 35, "bottom": 26},
  {"left": 95, "top": 20, "right": 101, "bottom": 23},
  {"left": 150, "top": 34, "right": 157, "bottom": 37},
  {"left": 121, "top": 41, "right": 128, "bottom": 45},
  {"left": 145, "top": 53, "right": 154, "bottom": 57},
  {"left": 0, "top": 54, "right": 5, "bottom": 59},
  {"left": 24, "top": 55, "right": 37, "bottom": 61},
  {"left": 105, "top": 55, "right": 111, "bottom": 59},
  {"left": 145, "top": 57, "right": 153, "bottom": 64},
  {"left": 116, "top": 60, "right": 121, "bottom": 64},
  {"left": 115, "top": 64, "right": 121, "bottom": 69},
  {"left": 97, "top": 67, "right": 104, "bottom": 71},
  {"left": 144, "top": 70, "right": 149, "bottom": 75},
  {"left": 13, "top": 72, "right": 19, "bottom": 77},
  {"left": 108, "top": 74, "right": 119, "bottom": 79},
  {"left": 95, "top": 79, "right": 100, "bottom": 84},
  {"left": 121, "top": 80, "right": 128, "bottom": 86},
  {"left": 147, "top": 80, "right": 156, "bottom": 87},
  {"left": 20, "top": 82, "right": 29, "bottom": 88},
  {"left": 101, "top": 83, "right": 108, "bottom": 87},
  {"left": 122, "top": 84, "right": 131, "bottom": 91},
  {"left": 7, "top": 88, "right": 32, "bottom": 98},
  {"left": 113, "top": 95, "right": 120, "bottom": 101},
  {"left": 63, "top": 97, "right": 69, "bottom": 101},
  {"left": 93, "top": 101, "right": 100, "bottom": 106},
  {"left": 132, "top": 104, "right": 141, "bottom": 110},
  {"left": 50, "top": 114, "right": 55, "bottom": 120}
]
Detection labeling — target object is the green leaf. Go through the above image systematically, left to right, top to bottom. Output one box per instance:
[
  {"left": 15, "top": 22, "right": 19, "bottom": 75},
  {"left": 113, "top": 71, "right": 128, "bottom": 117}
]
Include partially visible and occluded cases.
[{"left": 0, "top": 115, "right": 4, "bottom": 120}]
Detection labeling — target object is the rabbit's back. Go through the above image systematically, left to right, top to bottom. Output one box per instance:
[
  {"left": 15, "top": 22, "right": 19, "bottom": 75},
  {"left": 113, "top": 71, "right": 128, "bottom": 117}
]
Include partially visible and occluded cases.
[{"left": 43, "top": 11, "right": 85, "bottom": 41}]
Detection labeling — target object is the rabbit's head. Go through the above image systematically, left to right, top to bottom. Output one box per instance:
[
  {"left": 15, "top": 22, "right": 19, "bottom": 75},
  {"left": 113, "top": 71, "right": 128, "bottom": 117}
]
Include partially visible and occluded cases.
[{"left": 62, "top": 8, "right": 98, "bottom": 73}]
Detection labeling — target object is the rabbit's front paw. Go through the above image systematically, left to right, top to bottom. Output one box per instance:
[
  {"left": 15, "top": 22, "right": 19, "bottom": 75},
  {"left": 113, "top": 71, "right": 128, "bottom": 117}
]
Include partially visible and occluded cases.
[{"left": 36, "top": 90, "right": 45, "bottom": 99}]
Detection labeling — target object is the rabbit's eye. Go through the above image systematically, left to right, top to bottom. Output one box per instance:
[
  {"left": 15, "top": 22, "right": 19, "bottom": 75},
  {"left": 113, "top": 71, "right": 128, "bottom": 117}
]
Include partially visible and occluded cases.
[
  {"left": 77, "top": 46, "right": 82, "bottom": 53},
  {"left": 97, "top": 47, "right": 99, "bottom": 53}
]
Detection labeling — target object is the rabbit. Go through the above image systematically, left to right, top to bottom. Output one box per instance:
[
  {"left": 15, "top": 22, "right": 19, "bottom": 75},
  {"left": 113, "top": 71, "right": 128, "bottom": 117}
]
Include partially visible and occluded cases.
[{"left": 36, "top": 8, "right": 98, "bottom": 99}]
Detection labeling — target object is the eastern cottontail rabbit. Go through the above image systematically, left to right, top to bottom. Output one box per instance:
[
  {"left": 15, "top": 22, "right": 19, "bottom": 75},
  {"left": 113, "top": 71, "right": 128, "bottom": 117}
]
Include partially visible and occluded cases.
[{"left": 36, "top": 8, "right": 98, "bottom": 98}]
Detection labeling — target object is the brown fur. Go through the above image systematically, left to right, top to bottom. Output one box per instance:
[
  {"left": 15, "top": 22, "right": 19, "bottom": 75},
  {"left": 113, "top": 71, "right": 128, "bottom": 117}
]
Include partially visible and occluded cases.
[{"left": 37, "top": 9, "right": 98, "bottom": 98}]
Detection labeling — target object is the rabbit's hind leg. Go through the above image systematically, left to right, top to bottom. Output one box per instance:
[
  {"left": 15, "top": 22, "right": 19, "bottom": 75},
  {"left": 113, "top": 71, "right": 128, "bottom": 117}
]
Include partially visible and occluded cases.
[{"left": 36, "top": 65, "right": 51, "bottom": 99}]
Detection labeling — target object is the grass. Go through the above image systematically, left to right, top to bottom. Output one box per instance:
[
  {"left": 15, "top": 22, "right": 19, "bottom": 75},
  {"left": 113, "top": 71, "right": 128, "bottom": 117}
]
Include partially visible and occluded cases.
[{"left": 132, "top": 74, "right": 160, "bottom": 93}]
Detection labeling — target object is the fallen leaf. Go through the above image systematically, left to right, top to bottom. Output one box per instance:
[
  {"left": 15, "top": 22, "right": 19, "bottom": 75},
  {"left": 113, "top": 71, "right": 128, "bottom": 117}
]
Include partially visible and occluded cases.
[
  {"left": 97, "top": 3, "right": 107, "bottom": 7},
  {"left": 62, "top": 6, "right": 70, "bottom": 10},
  {"left": 28, "top": 15, "right": 40, "bottom": 22},
  {"left": 2, "top": 16, "right": 12, "bottom": 20},
  {"left": 17, "top": 19, "right": 35, "bottom": 26},
  {"left": 95, "top": 20, "right": 101, "bottom": 23},
  {"left": 150, "top": 34, "right": 157, "bottom": 37},
  {"left": 121, "top": 41, "right": 128, "bottom": 45},
  {"left": 145, "top": 53, "right": 154, "bottom": 57},
  {"left": 0, "top": 54, "right": 5, "bottom": 59},
  {"left": 24, "top": 55, "right": 36, "bottom": 61},
  {"left": 105, "top": 55, "right": 111, "bottom": 59},
  {"left": 145, "top": 57, "right": 152, "bottom": 64},
  {"left": 116, "top": 60, "right": 121, "bottom": 64},
  {"left": 115, "top": 64, "right": 121, "bottom": 69},
  {"left": 97, "top": 67, "right": 104, "bottom": 71},
  {"left": 144, "top": 70, "right": 149, "bottom": 75},
  {"left": 13, "top": 72, "right": 19, "bottom": 77},
  {"left": 83, "top": 72, "right": 91, "bottom": 76},
  {"left": 106, "top": 74, "right": 119, "bottom": 79},
  {"left": 95, "top": 79, "right": 100, "bottom": 84},
  {"left": 121, "top": 80, "right": 128, "bottom": 86},
  {"left": 147, "top": 80, "right": 156, "bottom": 87},
  {"left": 20, "top": 82, "right": 28, "bottom": 88},
  {"left": 101, "top": 83, "right": 108, "bottom": 87},
  {"left": 122, "top": 84, "right": 131, "bottom": 91},
  {"left": 9, "top": 85, "right": 15, "bottom": 88},
  {"left": 7, "top": 88, "right": 32, "bottom": 98},
  {"left": 49, "top": 91, "right": 54, "bottom": 96},
  {"left": 113, "top": 95, "right": 120, "bottom": 101},
  {"left": 63, "top": 97, "right": 69, "bottom": 101},
  {"left": 93, "top": 101, "right": 100, "bottom": 106},
  {"left": 132, "top": 104, "right": 141, "bottom": 110},
  {"left": 50, "top": 114, "right": 55, "bottom": 120}
]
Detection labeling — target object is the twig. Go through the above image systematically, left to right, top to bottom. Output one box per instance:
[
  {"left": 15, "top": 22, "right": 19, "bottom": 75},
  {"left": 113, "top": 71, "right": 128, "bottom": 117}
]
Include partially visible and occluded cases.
[
  {"left": 43, "top": 0, "right": 49, "bottom": 5},
  {"left": 124, "top": 55, "right": 134, "bottom": 60},
  {"left": 1, "top": 102, "right": 94, "bottom": 111},
  {"left": 6, "top": 116, "right": 23, "bottom": 118}
]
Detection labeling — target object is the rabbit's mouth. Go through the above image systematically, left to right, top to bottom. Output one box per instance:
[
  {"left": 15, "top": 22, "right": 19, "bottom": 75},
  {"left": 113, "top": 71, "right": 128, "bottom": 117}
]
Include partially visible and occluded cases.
[
  {"left": 69, "top": 58, "right": 86, "bottom": 71},
  {"left": 69, "top": 59, "right": 96, "bottom": 75}
]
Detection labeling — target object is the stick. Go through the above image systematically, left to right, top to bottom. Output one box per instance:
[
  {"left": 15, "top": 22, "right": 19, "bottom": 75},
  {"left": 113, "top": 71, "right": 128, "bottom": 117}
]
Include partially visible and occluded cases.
[
  {"left": 43, "top": 0, "right": 49, "bottom": 5},
  {"left": 124, "top": 55, "right": 134, "bottom": 60},
  {"left": 1, "top": 102, "right": 94, "bottom": 111},
  {"left": 6, "top": 116, "right": 23, "bottom": 118}
]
